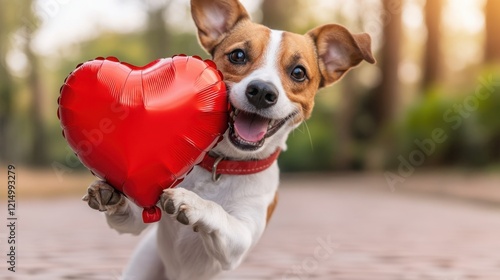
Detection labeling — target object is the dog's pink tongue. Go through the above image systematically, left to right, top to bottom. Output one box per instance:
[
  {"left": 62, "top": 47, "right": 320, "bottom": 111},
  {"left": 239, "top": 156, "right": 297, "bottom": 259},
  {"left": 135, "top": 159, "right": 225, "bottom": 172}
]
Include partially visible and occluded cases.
[{"left": 234, "top": 112, "right": 269, "bottom": 142}]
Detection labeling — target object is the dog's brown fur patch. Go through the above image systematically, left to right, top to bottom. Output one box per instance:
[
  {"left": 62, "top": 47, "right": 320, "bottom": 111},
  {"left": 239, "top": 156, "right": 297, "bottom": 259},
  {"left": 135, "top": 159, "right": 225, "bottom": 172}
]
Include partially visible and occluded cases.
[{"left": 266, "top": 191, "right": 278, "bottom": 224}]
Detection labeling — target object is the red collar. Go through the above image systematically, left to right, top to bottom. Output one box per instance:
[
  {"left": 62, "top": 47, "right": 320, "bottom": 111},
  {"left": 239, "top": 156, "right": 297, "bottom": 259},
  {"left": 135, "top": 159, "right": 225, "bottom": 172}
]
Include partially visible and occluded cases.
[{"left": 198, "top": 149, "right": 281, "bottom": 181}]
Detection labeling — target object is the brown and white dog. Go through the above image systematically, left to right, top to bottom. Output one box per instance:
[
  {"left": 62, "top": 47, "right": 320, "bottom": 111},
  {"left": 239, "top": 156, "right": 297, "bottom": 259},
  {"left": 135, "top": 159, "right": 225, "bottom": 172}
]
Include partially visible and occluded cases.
[{"left": 83, "top": 0, "right": 374, "bottom": 279}]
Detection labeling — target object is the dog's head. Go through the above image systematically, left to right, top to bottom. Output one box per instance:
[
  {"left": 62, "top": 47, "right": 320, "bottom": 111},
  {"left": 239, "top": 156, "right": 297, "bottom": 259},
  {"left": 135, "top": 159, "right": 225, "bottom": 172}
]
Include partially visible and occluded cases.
[{"left": 191, "top": 0, "right": 375, "bottom": 159}]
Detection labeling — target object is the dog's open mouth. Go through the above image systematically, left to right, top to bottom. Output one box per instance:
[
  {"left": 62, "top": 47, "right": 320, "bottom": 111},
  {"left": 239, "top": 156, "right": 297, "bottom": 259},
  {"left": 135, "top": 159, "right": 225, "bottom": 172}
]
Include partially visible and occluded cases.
[{"left": 228, "top": 106, "right": 296, "bottom": 151}]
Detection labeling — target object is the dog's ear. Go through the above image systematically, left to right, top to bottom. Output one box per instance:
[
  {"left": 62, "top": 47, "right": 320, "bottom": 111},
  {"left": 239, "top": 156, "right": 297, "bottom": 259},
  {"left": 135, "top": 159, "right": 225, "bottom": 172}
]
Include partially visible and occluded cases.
[
  {"left": 191, "top": 0, "right": 250, "bottom": 54},
  {"left": 307, "top": 24, "right": 375, "bottom": 87}
]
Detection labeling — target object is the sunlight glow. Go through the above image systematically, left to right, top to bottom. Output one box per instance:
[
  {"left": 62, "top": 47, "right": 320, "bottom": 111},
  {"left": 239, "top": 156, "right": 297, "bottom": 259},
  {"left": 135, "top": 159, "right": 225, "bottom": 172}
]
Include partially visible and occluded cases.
[
  {"left": 33, "top": 0, "right": 146, "bottom": 56},
  {"left": 442, "top": 0, "right": 485, "bottom": 72},
  {"left": 443, "top": 0, "right": 485, "bottom": 34},
  {"left": 402, "top": 1, "right": 423, "bottom": 30},
  {"left": 7, "top": 49, "right": 29, "bottom": 78},
  {"left": 399, "top": 61, "right": 421, "bottom": 84}
]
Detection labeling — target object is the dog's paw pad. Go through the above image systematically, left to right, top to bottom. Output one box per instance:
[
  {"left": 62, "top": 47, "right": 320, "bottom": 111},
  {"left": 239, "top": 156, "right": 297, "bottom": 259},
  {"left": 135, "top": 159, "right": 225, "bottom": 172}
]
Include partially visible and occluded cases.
[
  {"left": 84, "top": 181, "right": 124, "bottom": 214},
  {"left": 160, "top": 188, "right": 202, "bottom": 228},
  {"left": 87, "top": 196, "right": 102, "bottom": 211},
  {"left": 164, "top": 199, "right": 176, "bottom": 214},
  {"left": 176, "top": 206, "right": 190, "bottom": 225}
]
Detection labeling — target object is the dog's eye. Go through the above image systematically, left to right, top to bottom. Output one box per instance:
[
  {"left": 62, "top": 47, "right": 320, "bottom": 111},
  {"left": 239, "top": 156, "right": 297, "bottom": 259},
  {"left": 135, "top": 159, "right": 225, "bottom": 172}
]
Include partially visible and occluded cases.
[
  {"left": 228, "top": 49, "right": 247, "bottom": 64},
  {"left": 291, "top": 66, "right": 307, "bottom": 82}
]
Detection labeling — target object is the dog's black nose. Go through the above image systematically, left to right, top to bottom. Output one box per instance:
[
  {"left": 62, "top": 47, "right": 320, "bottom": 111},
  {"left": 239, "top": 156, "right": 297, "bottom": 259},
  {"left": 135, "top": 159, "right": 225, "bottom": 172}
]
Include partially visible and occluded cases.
[{"left": 245, "top": 80, "right": 279, "bottom": 109}]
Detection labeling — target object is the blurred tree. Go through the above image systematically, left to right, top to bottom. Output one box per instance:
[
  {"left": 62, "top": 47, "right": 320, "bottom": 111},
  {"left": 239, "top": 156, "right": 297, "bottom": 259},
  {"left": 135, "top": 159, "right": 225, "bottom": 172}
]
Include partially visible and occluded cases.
[
  {"left": 20, "top": 0, "right": 47, "bottom": 165},
  {"left": 143, "top": 0, "right": 172, "bottom": 61},
  {"left": 261, "top": 0, "right": 300, "bottom": 30},
  {"left": 372, "top": 0, "right": 402, "bottom": 127},
  {"left": 422, "top": 0, "right": 443, "bottom": 90},
  {"left": 484, "top": 0, "right": 500, "bottom": 63},
  {"left": 0, "top": 3, "right": 14, "bottom": 162},
  {"left": 25, "top": 31, "right": 47, "bottom": 164},
  {"left": 335, "top": 74, "right": 358, "bottom": 169}
]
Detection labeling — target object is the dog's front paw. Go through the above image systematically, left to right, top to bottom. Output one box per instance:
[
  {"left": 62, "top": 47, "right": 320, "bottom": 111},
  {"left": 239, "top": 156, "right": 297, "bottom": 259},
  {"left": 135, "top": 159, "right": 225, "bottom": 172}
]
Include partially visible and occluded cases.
[
  {"left": 82, "top": 180, "right": 125, "bottom": 215},
  {"left": 160, "top": 188, "right": 206, "bottom": 231}
]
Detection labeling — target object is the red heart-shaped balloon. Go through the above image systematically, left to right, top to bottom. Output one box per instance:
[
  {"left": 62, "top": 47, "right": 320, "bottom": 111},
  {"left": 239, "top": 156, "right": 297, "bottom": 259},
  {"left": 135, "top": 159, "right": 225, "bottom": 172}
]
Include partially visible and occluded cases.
[{"left": 58, "top": 56, "right": 228, "bottom": 223}]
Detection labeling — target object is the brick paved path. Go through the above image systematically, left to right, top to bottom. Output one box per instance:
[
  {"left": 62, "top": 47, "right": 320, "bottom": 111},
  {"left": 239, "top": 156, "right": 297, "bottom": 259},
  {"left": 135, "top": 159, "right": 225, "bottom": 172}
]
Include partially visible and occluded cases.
[{"left": 1, "top": 174, "right": 500, "bottom": 279}]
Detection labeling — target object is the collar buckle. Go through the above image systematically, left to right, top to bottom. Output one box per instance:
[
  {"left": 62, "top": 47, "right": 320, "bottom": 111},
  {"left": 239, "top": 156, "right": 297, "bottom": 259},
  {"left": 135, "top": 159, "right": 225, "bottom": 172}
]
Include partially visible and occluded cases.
[{"left": 211, "top": 156, "right": 224, "bottom": 182}]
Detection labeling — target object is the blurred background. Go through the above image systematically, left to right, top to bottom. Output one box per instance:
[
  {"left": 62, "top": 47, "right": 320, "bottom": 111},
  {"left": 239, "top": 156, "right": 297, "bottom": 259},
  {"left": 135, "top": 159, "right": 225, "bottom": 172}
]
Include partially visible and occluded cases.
[
  {"left": 0, "top": 0, "right": 499, "bottom": 174},
  {"left": 1, "top": 0, "right": 500, "bottom": 279}
]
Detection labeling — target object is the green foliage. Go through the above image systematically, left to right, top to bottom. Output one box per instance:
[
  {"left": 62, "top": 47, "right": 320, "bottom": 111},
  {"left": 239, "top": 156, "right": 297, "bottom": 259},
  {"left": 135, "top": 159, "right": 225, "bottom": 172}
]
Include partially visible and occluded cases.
[
  {"left": 388, "top": 70, "right": 500, "bottom": 168},
  {"left": 468, "top": 70, "right": 500, "bottom": 163},
  {"left": 390, "top": 91, "right": 455, "bottom": 167},
  {"left": 279, "top": 106, "right": 337, "bottom": 172}
]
